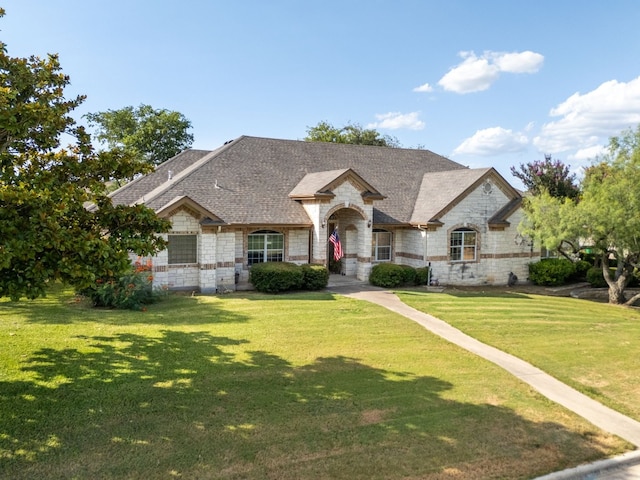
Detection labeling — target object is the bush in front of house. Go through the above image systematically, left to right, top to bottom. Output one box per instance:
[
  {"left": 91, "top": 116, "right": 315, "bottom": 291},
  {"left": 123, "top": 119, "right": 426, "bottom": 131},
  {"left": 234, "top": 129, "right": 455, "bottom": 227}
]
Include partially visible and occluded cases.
[
  {"left": 528, "top": 258, "right": 576, "bottom": 286},
  {"left": 571, "top": 259, "right": 592, "bottom": 281},
  {"left": 249, "top": 262, "right": 304, "bottom": 293},
  {"left": 369, "top": 263, "right": 421, "bottom": 288},
  {"left": 301, "top": 264, "right": 330, "bottom": 290},
  {"left": 399, "top": 265, "right": 417, "bottom": 285},
  {"left": 415, "top": 266, "right": 431, "bottom": 285},
  {"left": 586, "top": 266, "right": 608, "bottom": 287},
  {"left": 81, "top": 268, "right": 156, "bottom": 310}
]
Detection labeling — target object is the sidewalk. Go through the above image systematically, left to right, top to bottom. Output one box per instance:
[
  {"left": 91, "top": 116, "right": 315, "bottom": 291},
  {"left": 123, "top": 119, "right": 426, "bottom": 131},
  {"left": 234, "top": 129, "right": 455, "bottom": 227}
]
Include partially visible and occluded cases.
[{"left": 330, "top": 285, "right": 640, "bottom": 479}]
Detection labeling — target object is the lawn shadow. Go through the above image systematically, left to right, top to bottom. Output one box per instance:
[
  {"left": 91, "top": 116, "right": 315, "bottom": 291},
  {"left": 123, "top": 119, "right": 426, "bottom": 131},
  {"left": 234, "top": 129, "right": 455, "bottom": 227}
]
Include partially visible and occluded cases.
[{"left": 0, "top": 330, "right": 623, "bottom": 480}]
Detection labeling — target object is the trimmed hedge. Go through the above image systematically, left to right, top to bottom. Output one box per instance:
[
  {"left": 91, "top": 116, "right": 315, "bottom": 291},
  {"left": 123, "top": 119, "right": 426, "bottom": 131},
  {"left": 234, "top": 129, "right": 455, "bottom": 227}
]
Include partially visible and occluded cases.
[
  {"left": 528, "top": 258, "right": 576, "bottom": 286},
  {"left": 249, "top": 262, "right": 329, "bottom": 293},
  {"left": 249, "top": 262, "right": 304, "bottom": 293},
  {"left": 369, "top": 263, "right": 429, "bottom": 288},
  {"left": 369, "top": 263, "right": 406, "bottom": 288},
  {"left": 301, "top": 264, "right": 330, "bottom": 290},
  {"left": 399, "top": 265, "right": 417, "bottom": 285},
  {"left": 415, "top": 267, "right": 430, "bottom": 285}
]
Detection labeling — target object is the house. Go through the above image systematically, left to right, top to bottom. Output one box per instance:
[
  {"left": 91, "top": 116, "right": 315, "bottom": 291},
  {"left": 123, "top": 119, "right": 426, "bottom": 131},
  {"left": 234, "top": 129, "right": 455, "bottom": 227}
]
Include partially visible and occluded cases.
[{"left": 110, "top": 135, "right": 539, "bottom": 292}]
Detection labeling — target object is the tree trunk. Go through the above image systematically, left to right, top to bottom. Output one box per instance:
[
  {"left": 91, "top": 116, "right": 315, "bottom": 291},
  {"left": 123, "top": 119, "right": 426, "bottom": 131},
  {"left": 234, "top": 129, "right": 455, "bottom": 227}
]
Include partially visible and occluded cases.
[
  {"left": 602, "top": 253, "right": 627, "bottom": 305},
  {"left": 608, "top": 283, "right": 626, "bottom": 304},
  {"left": 625, "top": 292, "right": 640, "bottom": 307}
]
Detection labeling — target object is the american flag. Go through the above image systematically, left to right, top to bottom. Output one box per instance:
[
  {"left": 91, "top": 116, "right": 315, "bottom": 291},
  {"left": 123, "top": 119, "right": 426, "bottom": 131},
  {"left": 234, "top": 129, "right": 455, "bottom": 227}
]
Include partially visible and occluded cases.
[{"left": 329, "top": 229, "right": 343, "bottom": 261}]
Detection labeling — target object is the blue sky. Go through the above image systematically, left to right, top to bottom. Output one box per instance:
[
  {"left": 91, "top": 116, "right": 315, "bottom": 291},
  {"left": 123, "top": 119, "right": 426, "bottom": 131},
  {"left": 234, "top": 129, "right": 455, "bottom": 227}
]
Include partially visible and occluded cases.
[{"left": 3, "top": 1, "right": 640, "bottom": 187}]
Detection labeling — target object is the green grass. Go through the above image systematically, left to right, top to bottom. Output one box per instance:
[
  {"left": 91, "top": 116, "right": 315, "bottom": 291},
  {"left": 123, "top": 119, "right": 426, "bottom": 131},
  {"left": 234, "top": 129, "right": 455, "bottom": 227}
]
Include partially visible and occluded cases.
[
  {"left": 0, "top": 287, "right": 631, "bottom": 479},
  {"left": 396, "top": 289, "right": 640, "bottom": 422}
]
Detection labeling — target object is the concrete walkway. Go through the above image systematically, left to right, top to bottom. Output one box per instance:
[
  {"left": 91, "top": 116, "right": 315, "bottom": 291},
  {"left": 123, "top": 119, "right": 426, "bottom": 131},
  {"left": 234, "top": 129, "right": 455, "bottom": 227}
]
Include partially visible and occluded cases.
[{"left": 330, "top": 285, "right": 640, "bottom": 479}]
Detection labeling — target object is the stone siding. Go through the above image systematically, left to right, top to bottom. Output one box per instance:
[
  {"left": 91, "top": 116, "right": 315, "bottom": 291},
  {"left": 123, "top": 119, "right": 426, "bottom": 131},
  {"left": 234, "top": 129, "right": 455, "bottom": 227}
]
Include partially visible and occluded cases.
[{"left": 421, "top": 182, "right": 538, "bottom": 285}]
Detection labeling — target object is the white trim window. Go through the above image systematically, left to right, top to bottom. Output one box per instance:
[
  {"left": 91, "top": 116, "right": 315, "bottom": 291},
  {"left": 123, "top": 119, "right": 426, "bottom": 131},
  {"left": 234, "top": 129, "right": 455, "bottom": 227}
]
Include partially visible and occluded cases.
[
  {"left": 450, "top": 228, "right": 477, "bottom": 262},
  {"left": 372, "top": 229, "right": 392, "bottom": 261},
  {"left": 248, "top": 230, "right": 284, "bottom": 266},
  {"left": 168, "top": 234, "right": 198, "bottom": 264}
]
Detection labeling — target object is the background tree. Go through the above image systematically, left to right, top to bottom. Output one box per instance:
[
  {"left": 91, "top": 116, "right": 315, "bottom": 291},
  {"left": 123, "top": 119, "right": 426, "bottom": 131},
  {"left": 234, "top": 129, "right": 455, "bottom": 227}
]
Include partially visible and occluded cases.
[
  {"left": 0, "top": 10, "right": 170, "bottom": 300},
  {"left": 85, "top": 104, "right": 194, "bottom": 166},
  {"left": 305, "top": 121, "right": 401, "bottom": 147},
  {"left": 520, "top": 125, "right": 640, "bottom": 306},
  {"left": 510, "top": 155, "right": 579, "bottom": 199}
]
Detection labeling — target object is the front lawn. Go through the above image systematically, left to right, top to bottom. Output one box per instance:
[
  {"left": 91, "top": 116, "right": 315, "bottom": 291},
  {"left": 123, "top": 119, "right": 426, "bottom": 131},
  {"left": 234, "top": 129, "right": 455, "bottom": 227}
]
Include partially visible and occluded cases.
[
  {"left": 0, "top": 288, "right": 631, "bottom": 479},
  {"left": 397, "top": 288, "right": 640, "bottom": 422}
]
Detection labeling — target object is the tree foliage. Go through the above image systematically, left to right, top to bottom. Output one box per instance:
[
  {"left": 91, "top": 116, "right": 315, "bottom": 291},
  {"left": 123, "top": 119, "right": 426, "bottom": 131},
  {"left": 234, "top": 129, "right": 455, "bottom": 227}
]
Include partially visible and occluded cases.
[
  {"left": 0, "top": 11, "right": 170, "bottom": 300},
  {"left": 85, "top": 104, "right": 194, "bottom": 166},
  {"left": 304, "top": 121, "right": 401, "bottom": 147},
  {"left": 520, "top": 125, "right": 640, "bottom": 305},
  {"left": 510, "top": 155, "right": 579, "bottom": 199}
]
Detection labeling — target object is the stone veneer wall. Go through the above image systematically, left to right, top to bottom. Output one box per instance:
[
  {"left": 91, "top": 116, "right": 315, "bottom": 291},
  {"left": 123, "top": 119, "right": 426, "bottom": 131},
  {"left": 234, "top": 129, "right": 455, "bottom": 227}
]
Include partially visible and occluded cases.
[
  {"left": 147, "top": 178, "right": 537, "bottom": 290},
  {"left": 421, "top": 181, "right": 537, "bottom": 285},
  {"left": 162, "top": 211, "right": 201, "bottom": 291},
  {"left": 287, "top": 228, "right": 310, "bottom": 264},
  {"left": 214, "top": 231, "right": 236, "bottom": 292}
]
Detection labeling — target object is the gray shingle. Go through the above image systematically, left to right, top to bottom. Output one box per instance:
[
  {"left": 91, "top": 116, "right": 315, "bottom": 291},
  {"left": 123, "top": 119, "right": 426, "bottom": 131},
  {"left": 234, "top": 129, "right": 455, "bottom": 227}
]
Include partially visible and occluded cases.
[{"left": 111, "top": 136, "right": 472, "bottom": 225}]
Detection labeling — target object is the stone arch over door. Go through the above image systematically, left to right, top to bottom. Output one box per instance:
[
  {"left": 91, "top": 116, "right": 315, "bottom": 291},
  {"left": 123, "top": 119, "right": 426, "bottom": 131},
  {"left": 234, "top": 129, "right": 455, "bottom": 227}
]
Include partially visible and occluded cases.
[
  {"left": 322, "top": 202, "right": 368, "bottom": 227},
  {"left": 324, "top": 205, "right": 370, "bottom": 278}
]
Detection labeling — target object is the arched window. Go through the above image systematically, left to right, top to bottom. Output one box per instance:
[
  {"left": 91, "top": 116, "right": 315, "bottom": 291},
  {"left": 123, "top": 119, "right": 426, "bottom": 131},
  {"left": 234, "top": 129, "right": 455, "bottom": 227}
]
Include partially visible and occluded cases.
[
  {"left": 450, "top": 228, "right": 477, "bottom": 262},
  {"left": 372, "top": 229, "right": 392, "bottom": 261},
  {"left": 248, "top": 230, "right": 284, "bottom": 265}
]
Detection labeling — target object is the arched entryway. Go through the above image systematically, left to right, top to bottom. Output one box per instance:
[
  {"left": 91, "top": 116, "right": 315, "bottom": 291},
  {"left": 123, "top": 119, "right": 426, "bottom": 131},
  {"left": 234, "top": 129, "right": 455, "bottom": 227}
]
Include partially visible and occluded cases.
[{"left": 323, "top": 204, "right": 370, "bottom": 279}]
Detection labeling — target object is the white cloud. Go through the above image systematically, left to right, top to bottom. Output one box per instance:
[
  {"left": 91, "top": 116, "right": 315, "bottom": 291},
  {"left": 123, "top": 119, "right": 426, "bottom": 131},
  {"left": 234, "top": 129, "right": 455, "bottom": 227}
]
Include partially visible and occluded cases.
[
  {"left": 437, "top": 50, "right": 544, "bottom": 94},
  {"left": 492, "top": 51, "right": 544, "bottom": 73},
  {"left": 534, "top": 76, "right": 640, "bottom": 153},
  {"left": 413, "top": 82, "right": 433, "bottom": 93},
  {"left": 367, "top": 112, "right": 425, "bottom": 131},
  {"left": 452, "top": 126, "right": 529, "bottom": 156},
  {"left": 569, "top": 145, "right": 607, "bottom": 162}
]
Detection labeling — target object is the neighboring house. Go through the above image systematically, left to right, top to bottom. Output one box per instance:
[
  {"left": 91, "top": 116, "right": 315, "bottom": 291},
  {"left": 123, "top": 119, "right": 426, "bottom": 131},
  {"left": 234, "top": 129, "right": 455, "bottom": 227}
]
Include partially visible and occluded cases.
[{"left": 110, "top": 135, "right": 539, "bottom": 292}]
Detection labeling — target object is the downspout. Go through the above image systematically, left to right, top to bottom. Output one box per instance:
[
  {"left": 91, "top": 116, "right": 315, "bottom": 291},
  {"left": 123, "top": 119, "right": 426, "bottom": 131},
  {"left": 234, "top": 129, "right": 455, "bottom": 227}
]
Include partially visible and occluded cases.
[{"left": 417, "top": 225, "right": 431, "bottom": 286}]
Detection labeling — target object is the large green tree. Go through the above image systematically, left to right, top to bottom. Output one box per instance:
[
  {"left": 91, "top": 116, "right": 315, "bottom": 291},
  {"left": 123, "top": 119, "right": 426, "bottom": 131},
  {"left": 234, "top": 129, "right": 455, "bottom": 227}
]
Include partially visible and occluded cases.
[
  {"left": 0, "top": 10, "right": 170, "bottom": 300},
  {"left": 85, "top": 104, "right": 194, "bottom": 166},
  {"left": 305, "top": 121, "right": 401, "bottom": 147},
  {"left": 521, "top": 125, "right": 640, "bottom": 305}
]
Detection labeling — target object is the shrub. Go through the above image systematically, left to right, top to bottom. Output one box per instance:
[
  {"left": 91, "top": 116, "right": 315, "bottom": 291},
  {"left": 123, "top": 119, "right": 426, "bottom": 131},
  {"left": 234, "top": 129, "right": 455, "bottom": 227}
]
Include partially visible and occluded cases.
[
  {"left": 528, "top": 258, "right": 576, "bottom": 286},
  {"left": 80, "top": 259, "right": 157, "bottom": 310},
  {"left": 571, "top": 260, "right": 592, "bottom": 281},
  {"left": 249, "top": 262, "right": 304, "bottom": 293},
  {"left": 369, "top": 263, "right": 418, "bottom": 288},
  {"left": 301, "top": 264, "right": 329, "bottom": 290},
  {"left": 399, "top": 265, "right": 417, "bottom": 285},
  {"left": 415, "top": 266, "right": 430, "bottom": 285},
  {"left": 586, "top": 266, "right": 607, "bottom": 287}
]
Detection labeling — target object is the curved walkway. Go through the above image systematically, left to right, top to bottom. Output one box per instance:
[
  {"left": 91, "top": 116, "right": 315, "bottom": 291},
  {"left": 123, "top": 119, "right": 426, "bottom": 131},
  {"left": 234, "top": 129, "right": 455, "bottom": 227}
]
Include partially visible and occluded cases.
[{"left": 330, "top": 284, "right": 640, "bottom": 479}]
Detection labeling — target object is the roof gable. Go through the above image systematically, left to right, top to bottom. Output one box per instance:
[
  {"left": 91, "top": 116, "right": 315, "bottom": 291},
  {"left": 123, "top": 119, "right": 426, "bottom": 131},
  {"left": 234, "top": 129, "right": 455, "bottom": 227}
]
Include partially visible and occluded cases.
[
  {"left": 289, "top": 168, "right": 385, "bottom": 201},
  {"left": 410, "top": 168, "right": 521, "bottom": 225},
  {"left": 156, "top": 196, "right": 224, "bottom": 224}
]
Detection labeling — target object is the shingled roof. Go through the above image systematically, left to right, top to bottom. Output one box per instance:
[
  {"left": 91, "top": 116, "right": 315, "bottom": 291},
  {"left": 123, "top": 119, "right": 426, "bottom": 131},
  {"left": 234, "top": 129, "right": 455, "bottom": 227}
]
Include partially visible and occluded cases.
[{"left": 110, "top": 135, "right": 483, "bottom": 226}]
